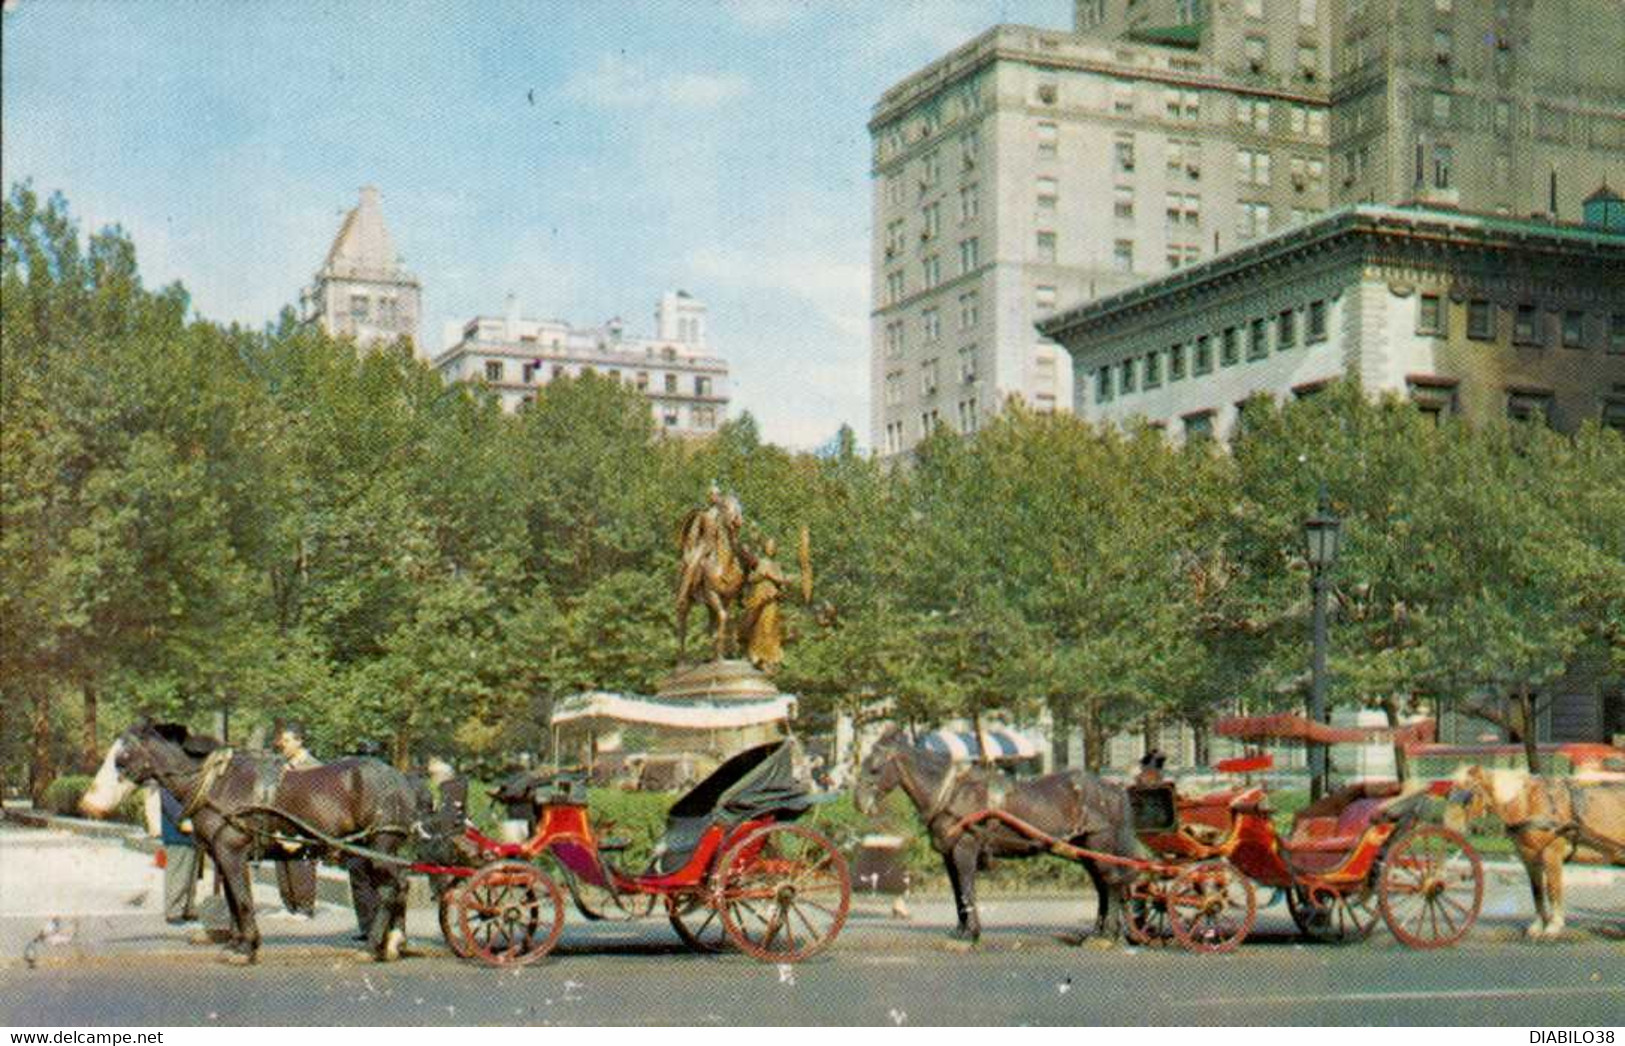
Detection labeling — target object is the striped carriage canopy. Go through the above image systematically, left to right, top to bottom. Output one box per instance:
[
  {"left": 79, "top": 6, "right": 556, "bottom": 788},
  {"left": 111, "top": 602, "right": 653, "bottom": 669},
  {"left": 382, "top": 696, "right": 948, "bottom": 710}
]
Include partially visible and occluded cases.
[{"left": 919, "top": 726, "right": 1041, "bottom": 763}]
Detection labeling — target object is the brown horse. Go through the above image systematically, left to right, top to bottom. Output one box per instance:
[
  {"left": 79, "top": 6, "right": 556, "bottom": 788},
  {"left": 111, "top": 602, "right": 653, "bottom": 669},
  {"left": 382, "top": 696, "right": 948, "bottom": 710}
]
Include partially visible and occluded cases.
[
  {"left": 674, "top": 490, "right": 750, "bottom": 661},
  {"left": 82, "top": 720, "right": 422, "bottom": 964},
  {"left": 854, "top": 727, "right": 1139, "bottom": 943},
  {"left": 1449, "top": 765, "right": 1625, "bottom": 937}
]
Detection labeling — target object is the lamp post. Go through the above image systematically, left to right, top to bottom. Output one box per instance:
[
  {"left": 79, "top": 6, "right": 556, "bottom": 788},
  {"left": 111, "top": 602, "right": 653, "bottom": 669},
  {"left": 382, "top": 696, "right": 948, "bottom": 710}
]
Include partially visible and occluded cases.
[{"left": 1303, "top": 486, "right": 1342, "bottom": 801}]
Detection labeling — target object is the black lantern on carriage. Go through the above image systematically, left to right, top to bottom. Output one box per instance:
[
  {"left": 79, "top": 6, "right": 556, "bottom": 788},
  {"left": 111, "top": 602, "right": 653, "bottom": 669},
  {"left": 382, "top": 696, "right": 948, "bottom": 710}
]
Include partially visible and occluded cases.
[{"left": 1303, "top": 485, "right": 1342, "bottom": 801}]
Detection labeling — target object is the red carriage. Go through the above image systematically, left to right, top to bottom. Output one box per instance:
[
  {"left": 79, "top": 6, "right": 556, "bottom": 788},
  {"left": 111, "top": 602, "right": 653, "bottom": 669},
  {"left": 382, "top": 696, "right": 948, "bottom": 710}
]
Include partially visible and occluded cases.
[
  {"left": 1116, "top": 714, "right": 1484, "bottom": 952},
  {"left": 422, "top": 739, "right": 851, "bottom": 966}
]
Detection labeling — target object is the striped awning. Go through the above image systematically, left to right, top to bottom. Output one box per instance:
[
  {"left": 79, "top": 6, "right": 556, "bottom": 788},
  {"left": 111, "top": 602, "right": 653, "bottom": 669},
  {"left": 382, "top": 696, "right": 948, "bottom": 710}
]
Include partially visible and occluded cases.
[
  {"left": 551, "top": 691, "right": 796, "bottom": 731},
  {"left": 920, "top": 726, "right": 1041, "bottom": 762}
]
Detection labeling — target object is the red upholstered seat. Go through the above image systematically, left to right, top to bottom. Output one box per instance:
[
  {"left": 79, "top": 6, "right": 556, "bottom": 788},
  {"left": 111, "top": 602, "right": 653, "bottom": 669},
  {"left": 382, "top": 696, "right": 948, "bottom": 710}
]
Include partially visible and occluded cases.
[{"left": 1285, "top": 798, "right": 1389, "bottom": 854}]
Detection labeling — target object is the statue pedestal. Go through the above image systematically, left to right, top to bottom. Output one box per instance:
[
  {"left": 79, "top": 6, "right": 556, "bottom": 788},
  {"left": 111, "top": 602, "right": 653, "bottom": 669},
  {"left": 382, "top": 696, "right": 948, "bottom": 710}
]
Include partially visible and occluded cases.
[{"left": 656, "top": 659, "right": 779, "bottom": 702}]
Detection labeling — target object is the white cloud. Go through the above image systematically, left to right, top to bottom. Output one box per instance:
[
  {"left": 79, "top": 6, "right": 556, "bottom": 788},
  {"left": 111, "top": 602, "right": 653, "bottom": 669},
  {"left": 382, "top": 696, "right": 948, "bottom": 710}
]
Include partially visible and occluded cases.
[{"left": 562, "top": 55, "right": 748, "bottom": 111}]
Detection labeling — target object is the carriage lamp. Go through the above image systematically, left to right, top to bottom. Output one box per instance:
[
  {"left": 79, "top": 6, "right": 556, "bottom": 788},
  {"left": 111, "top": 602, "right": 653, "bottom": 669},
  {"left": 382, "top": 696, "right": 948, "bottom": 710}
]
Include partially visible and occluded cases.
[{"left": 1303, "top": 486, "right": 1341, "bottom": 801}]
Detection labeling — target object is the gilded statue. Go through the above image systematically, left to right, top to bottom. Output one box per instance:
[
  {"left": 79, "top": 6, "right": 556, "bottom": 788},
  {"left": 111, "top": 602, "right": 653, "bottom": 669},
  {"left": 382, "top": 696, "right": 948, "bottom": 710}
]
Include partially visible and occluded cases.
[
  {"left": 675, "top": 484, "right": 751, "bottom": 662},
  {"left": 738, "top": 530, "right": 812, "bottom": 674}
]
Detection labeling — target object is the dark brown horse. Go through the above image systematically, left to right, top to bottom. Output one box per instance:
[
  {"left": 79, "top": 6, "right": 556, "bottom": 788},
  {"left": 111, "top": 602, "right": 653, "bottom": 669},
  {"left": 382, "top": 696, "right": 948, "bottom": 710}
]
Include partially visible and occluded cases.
[
  {"left": 82, "top": 720, "right": 422, "bottom": 964},
  {"left": 853, "top": 727, "right": 1140, "bottom": 943}
]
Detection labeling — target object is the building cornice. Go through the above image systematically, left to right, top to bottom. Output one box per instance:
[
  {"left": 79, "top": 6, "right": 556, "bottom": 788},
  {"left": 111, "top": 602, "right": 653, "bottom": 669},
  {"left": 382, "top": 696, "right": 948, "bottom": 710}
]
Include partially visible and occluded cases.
[{"left": 1039, "top": 206, "right": 1625, "bottom": 344}]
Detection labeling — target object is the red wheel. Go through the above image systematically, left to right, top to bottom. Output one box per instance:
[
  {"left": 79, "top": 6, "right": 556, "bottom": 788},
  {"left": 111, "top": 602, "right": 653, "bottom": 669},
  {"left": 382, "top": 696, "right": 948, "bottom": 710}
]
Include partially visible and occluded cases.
[
  {"left": 715, "top": 823, "right": 851, "bottom": 962},
  {"left": 1378, "top": 824, "right": 1482, "bottom": 949},
  {"left": 451, "top": 861, "right": 565, "bottom": 966},
  {"left": 1166, "top": 861, "right": 1256, "bottom": 953},
  {"left": 1121, "top": 870, "right": 1176, "bottom": 947},
  {"left": 438, "top": 880, "right": 474, "bottom": 958},
  {"left": 1287, "top": 882, "right": 1378, "bottom": 944},
  {"left": 666, "top": 891, "right": 730, "bottom": 953}
]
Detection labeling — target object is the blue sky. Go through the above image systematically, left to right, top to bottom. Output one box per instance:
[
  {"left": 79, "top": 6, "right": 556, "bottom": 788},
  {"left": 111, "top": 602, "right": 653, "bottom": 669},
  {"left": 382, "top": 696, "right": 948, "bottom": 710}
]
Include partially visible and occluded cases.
[{"left": 3, "top": 0, "right": 1064, "bottom": 448}]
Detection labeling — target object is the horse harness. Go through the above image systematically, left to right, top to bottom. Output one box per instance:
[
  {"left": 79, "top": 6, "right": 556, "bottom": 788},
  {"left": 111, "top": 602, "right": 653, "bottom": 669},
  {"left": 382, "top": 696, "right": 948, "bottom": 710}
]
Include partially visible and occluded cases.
[{"left": 1500, "top": 777, "right": 1624, "bottom": 861}]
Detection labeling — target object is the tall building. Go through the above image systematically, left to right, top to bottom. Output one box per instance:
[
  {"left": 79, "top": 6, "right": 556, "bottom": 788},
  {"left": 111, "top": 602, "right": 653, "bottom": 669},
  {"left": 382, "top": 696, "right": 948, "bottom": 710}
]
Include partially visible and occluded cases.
[
  {"left": 869, "top": 1, "right": 1625, "bottom": 457},
  {"left": 302, "top": 186, "right": 422, "bottom": 351},
  {"left": 1039, "top": 202, "right": 1625, "bottom": 440},
  {"left": 432, "top": 291, "right": 730, "bottom": 436}
]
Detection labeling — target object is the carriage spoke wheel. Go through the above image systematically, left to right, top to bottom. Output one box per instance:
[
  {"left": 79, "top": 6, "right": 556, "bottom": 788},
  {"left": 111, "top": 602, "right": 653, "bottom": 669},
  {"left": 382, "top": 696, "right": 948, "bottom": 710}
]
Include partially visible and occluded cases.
[
  {"left": 715, "top": 824, "right": 851, "bottom": 962},
  {"left": 1378, "top": 824, "right": 1483, "bottom": 950},
  {"left": 1166, "top": 860, "right": 1256, "bottom": 953},
  {"left": 452, "top": 861, "right": 565, "bottom": 966},
  {"left": 1121, "top": 871, "right": 1176, "bottom": 947},
  {"left": 439, "top": 880, "right": 475, "bottom": 958},
  {"left": 1287, "top": 882, "right": 1379, "bottom": 944},
  {"left": 666, "top": 891, "right": 731, "bottom": 953}
]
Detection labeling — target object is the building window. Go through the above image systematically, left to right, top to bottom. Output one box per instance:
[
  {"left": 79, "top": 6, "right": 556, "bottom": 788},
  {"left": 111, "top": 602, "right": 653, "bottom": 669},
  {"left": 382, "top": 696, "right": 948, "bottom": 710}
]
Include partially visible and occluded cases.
[
  {"left": 1244, "top": 0, "right": 1263, "bottom": 18},
  {"left": 1299, "top": 0, "right": 1318, "bottom": 26},
  {"left": 1434, "top": 28, "right": 1452, "bottom": 64},
  {"left": 1245, "top": 35, "right": 1267, "bottom": 69},
  {"left": 1298, "top": 44, "right": 1319, "bottom": 80},
  {"left": 1113, "top": 81, "right": 1135, "bottom": 114},
  {"left": 1432, "top": 91, "right": 1453, "bottom": 124},
  {"left": 1237, "top": 98, "right": 1271, "bottom": 133},
  {"left": 1037, "top": 121, "right": 1058, "bottom": 157},
  {"left": 960, "top": 129, "right": 979, "bottom": 170},
  {"left": 1114, "top": 134, "right": 1136, "bottom": 173},
  {"left": 1433, "top": 144, "right": 1453, "bottom": 190},
  {"left": 1237, "top": 148, "right": 1271, "bottom": 186},
  {"left": 921, "top": 149, "right": 941, "bottom": 187},
  {"left": 1036, "top": 176, "right": 1058, "bottom": 209},
  {"left": 960, "top": 183, "right": 980, "bottom": 222},
  {"left": 1114, "top": 185, "right": 1135, "bottom": 220},
  {"left": 922, "top": 201, "right": 941, "bottom": 241},
  {"left": 1238, "top": 201, "right": 1271, "bottom": 240},
  {"left": 1036, "top": 230, "right": 1057, "bottom": 264},
  {"left": 958, "top": 237, "right": 980, "bottom": 274},
  {"left": 1113, "top": 239, "right": 1134, "bottom": 273},
  {"left": 922, "top": 254, "right": 941, "bottom": 288},
  {"left": 885, "top": 269, "right": 906, "bottom": 305},
  {"left": 1035, "top": 285, "right": 1057, "bottom": 312},
  {"left": 959, "top": 291, "right": 980, "bottom": 331},
  {"left": 1418, "top": 294, "right": 1446, "bottom": 335},
  {"left": 350, "top": 295, "right": 370, "bottom": 321},
  {"left": 1467, "top": 299, "right": 1496, "bottom": 341},
  {"left": 1307, "top": 300, "right": 1328, "bottom": 342},
  {"left": 1514, "top": 304, "right": 1542, "bottom": 346},
  {"left": 922, "top": 307, "right": 940, "bottom": 342},
  {"left": 1277, "top": 309, "right": 1298, "bottom": 349},
  {"left": 1561, "top": 310, "right": 1585, "bottom": 348},
  {"left": 1612, "top": 313, "right": 1625, "bottom": 354},
  {"left": 1248, "top": 318, "right": 1269, "bottom": 360},
  {"left": 884, "top": 320, "right": 904, "bottom": 358},
  {"left": 1221, "top": 327, "right": 1240, "bottom": 367},
  {"left": 1194, "top": 335, "right": 1213, "bottom": 374},
  {"left": 1168, "top": 343, "right": 1186, "bottom": 381},
  {"left": 959, "top": 345, "right": 978, "bottom": 384},
  {"left": 1144, "top": 352, "right": 1162, "bottom": 388},
  {"left": 921, "top": 358, "right": 940, "bottom": 396},
  {"left": 1120, "top": 358, "right": 1137, "bottom": 393},
  {"left": 484, "top": 360, "right": 504, "bottom": 382},
  {"left": 522, "top": 362, "right": 537, "bottom": 384},
  {"left": 1095, "top": 364, "right": 1113, "bottom": 403},
  {"left": 553, "top": 365, "right": 566, "bottom": 380},
  {"left": 884, "top": 371, "right": 904, "bottom": 407},
  {"left": 663, "top": 373, "right": 678, "bottom": 393},
  {"left": 695, "top": 376, "right": 713, "bottom": 396},
  {"left": 1506, "top": 391, "right": 1553, "bottom": 426},
  {"left": 957, "top": 399, "right": 979, "bottom": 433},
  {"left": 1603, "top": 401, "right": 1625, "bottom": 433},
  {"left": 1184, "top": 411, "right": 1215, "bottom": 441},
  {"left": 884, "top": 421, "right": 903, "bottom": 455}
]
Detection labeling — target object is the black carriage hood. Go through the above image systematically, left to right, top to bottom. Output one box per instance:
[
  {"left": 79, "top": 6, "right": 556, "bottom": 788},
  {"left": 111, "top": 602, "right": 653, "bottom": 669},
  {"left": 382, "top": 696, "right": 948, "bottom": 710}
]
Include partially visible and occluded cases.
[{"left": 654, "top": 738, "right": 817, "bottom": 873}]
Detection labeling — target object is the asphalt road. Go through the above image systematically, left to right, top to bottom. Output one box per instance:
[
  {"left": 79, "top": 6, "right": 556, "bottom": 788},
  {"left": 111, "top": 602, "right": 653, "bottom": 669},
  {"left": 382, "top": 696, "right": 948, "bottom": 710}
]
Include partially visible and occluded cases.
[{"left": 3, "top": 827, "right": 1622, "bottom": 1026}]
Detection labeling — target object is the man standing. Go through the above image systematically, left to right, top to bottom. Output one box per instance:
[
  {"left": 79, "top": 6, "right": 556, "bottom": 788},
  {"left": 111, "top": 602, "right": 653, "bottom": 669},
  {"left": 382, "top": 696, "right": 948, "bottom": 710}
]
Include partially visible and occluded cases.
[
  {"left": 273, "top": 724, "right": 320, "bottom": 918},
  {"left": 146, "top": 784, "right": 199, "bottom": 924}
]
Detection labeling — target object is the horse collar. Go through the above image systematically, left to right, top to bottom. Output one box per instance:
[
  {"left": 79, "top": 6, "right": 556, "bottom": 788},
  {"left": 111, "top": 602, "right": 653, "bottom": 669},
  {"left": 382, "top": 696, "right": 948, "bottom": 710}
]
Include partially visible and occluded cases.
[
  {"left": 180, "top": 747, "right": 234, "bottom": 819},
  {"left": 923, "top": 760, "right": 966, "bottom": 823}
]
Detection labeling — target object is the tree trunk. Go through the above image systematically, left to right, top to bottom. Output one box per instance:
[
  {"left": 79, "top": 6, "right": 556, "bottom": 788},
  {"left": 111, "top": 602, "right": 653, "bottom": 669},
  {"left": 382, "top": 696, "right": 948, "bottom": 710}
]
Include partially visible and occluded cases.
[
  {"left": 81, "top": 683, "right": 100, "bottom": 772},
  {"left": 1516, "top": 685, "right": 1542, "bottom": 775},
  {"left": 29, "top": 687, "right": 55, "bottom": 807},
  {"left": 1380, "top": 694, "right": 1411, "bottom": 782},
  {"left": 1083, "top": 700, "right": 1106, "bottom": 773},
  {"left": 1050, "top": 701, "right": 1071, "bottom": 769},
  {"left": 1141, "top": 715, "right": 1161, "bottom": 758},
  {"left": 1191, "top": 717, "right": 1210, "bottom": 768},
  {"left": 393, "top": 733, "right": 411, "bottom": 772}
]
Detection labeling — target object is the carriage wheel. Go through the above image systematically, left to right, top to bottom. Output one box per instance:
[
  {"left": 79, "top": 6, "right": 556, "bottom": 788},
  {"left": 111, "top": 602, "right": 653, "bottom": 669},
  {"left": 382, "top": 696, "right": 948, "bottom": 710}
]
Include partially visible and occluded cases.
[
  {"left": 715, "top": 823, "right": 851, "bottom": 962},
  {"left": 1378, "top": 824, "right": 1483, "bottom": 950},
  {"left": 452, "top": 861, "right": 565, "bottom": 966},
  {"left": 1166, "top": 861, "right": 1256, "bottom": 953},
  {"left": 1121, "top": 870, "right": 1176, "bottom": 947},
  {"left": 568, "top": 874, "right": 656, "bottom": 922},
  {"left": 438, "top": 881, "right": 474, "bottom": 958},
  {"left": 1287, "top": 882, "right": 1379, "bottom": 944},
  {"left": 666, "top": 892, "right": 731, "bottom": 953}
]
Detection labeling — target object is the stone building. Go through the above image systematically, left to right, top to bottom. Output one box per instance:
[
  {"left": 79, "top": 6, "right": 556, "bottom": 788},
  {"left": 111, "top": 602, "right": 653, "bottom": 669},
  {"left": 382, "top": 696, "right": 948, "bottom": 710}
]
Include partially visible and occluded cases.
[
  {"left": 869, "top": 0, "right": 1625, "bottom": 457},
  {"left": 301, "top": 186, "right": 422, "bottom": 352},
  {"left": 1039, "top": 202, "right": 1625, "bottom": 440},
  {"left": 433, "top": 291, "right": 729, "bottom": 436}
]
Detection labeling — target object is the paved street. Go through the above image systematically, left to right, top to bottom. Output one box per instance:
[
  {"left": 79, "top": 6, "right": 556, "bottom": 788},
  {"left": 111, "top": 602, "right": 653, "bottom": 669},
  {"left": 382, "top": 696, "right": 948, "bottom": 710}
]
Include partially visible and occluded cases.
[{"left": 2, "top": 825, "right": 1621, "bottom": 1026}]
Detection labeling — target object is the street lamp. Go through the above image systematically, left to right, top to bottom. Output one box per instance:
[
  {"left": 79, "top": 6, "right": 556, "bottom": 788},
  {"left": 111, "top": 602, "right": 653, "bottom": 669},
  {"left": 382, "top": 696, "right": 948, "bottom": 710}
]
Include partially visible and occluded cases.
[{"left": 1303, "top": 486, "right": 1342, "bottom": 801}]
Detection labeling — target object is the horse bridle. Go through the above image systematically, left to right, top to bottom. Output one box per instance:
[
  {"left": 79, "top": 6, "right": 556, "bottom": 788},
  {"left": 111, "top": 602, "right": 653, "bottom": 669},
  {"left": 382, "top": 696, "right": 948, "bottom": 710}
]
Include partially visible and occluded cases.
[{"left": 867, "top": 743, "right": 967, "bottom": 825}]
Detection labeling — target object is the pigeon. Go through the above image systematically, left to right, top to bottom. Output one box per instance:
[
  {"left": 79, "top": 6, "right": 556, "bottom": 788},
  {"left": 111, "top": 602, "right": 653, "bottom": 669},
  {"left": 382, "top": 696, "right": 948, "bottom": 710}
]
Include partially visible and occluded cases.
[{"left": 23, "top": 918, "right": 75, "bottom": 969}]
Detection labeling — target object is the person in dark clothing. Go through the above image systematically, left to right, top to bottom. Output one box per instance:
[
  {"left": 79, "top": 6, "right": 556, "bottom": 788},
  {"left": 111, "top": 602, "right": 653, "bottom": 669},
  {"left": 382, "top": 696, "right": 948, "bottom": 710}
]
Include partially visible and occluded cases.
[{"left": 154, "top": 786, "right": 200, "bottom": 924}]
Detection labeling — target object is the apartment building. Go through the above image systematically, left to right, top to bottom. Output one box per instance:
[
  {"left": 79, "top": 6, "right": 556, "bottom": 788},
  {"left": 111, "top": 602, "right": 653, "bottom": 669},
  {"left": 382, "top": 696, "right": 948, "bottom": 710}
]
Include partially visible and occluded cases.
[
  {"left": 870, "top": 0, "right": 1625, "bottom": 457},
  {"left": 433, "top": 291, "right": 730, "bottom": 436}
]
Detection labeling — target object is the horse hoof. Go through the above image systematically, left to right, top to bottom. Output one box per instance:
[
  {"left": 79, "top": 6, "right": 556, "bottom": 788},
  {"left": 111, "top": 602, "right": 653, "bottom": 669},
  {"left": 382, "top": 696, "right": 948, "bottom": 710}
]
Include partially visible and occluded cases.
[
  {"left": 1526, "top": 922, "right": 1547, "bottom": 939},
  {"left": 381, "top": 929, "right": 405, "bottom": 962},
  {"left": 1082, "top": 936, "right": 1117, "bottom": 951},
  {"left": 221, "top": 949, "right": 257, "bottom": 966}
]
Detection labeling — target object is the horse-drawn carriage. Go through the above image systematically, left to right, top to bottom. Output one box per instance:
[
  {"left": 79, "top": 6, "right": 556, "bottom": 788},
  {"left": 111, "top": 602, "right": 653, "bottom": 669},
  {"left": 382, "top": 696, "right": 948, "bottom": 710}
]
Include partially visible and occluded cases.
[
  {"left": 926, "top": 715, "right": 1484, "bottom": 953},
  {"left": 433, "top": 738, "right": 851, "bottom": 965}
]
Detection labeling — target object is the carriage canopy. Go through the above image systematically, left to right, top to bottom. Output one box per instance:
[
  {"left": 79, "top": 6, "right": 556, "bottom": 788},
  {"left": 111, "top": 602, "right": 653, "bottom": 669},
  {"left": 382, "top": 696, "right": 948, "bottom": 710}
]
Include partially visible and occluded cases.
[{"left": 1215, "top": 713, "right": 1435, "bottom": 747}]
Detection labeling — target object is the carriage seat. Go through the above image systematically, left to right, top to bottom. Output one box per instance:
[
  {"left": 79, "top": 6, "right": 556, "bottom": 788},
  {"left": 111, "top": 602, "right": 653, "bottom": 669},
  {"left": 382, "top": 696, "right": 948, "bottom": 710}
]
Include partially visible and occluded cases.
[
  {"left": 651, "top": 740, "right": 819, "bottom": 874},
  {"left": 1284, "top": 782, "right": 1403, "bottom": 854}
]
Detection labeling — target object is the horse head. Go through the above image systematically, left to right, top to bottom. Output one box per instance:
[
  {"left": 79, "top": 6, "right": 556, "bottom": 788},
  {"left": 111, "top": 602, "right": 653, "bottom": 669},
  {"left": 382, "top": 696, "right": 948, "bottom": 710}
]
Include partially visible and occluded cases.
[
  {"left": 79, "top": 719, "right": 197, "bottom": 817},
  {"left": 853, "top": 725, "right": 907, "bottom": 815},
  {"left": 1443, "top": 765, "right": 1493, "bottom": 831}
]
